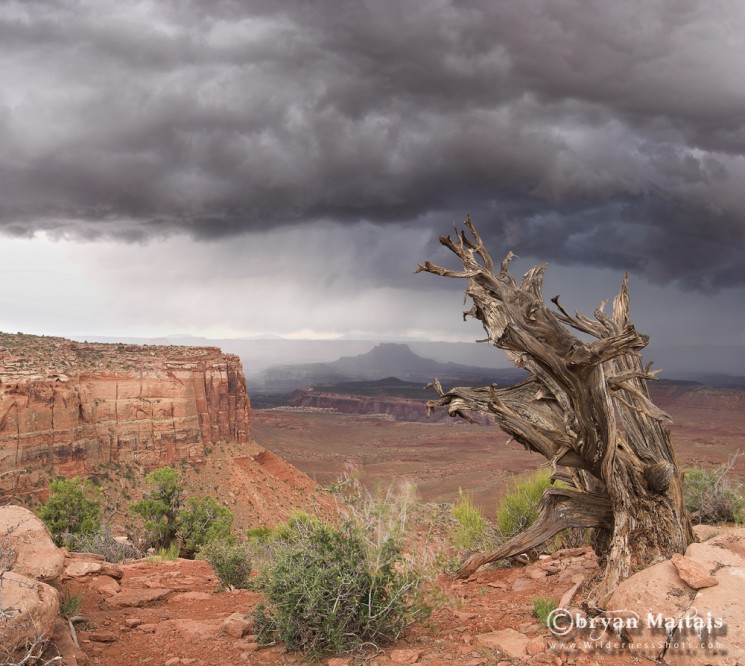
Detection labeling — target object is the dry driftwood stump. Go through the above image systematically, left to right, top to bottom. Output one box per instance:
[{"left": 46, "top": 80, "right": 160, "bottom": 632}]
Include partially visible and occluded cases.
[{"left": 417, "top": 218, "right": 694, "bottom": 605}]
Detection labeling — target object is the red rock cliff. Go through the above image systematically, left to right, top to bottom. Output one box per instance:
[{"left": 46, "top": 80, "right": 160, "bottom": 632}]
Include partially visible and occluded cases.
[{"left": 0, "top": 333, "right": 250, "bottom": 500}]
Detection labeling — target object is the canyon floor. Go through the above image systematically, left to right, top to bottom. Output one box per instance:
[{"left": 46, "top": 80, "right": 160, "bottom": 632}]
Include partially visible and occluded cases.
[{"left": 251, "top": 386, "right": 745, "bottom": 514}]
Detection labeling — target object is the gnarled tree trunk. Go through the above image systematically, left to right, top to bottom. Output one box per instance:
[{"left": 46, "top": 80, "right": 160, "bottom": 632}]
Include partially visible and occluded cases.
[{"left": 417, "top": 218, "right": 694, "bottom": 605}]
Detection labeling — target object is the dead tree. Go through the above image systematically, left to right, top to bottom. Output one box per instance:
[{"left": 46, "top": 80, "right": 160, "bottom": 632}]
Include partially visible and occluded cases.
[{"left": 416, "top": 218, "right": 694, "bottom": 605}]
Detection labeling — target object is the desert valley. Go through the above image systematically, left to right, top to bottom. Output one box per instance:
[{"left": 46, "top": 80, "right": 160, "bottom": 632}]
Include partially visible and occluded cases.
[{"left": 2, "top": 331, "right": 745, "bottom": 666}]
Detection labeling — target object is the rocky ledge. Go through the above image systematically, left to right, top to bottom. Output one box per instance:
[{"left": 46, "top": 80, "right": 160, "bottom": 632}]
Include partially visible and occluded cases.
[{"left": 0, "top": 332, "right": 250, "bottom": 501}]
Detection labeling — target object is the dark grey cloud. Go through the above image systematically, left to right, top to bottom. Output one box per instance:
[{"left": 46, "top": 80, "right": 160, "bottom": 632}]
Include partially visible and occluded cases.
[{"left": 2, "top": 0, "right": 745, "bottom": 289}]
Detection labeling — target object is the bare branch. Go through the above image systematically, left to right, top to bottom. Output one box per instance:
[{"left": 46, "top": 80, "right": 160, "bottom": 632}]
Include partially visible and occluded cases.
[{"left": 454, "top": 487, "right": 612, "bottom": 578}]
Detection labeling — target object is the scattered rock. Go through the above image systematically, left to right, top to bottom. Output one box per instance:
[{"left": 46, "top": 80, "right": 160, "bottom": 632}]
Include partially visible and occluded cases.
[
  {"left": 693, "top": 524, "right": 722, "bottom": 542},
  {"left": 551, "top": 547, "right": 589, "bottom": 559},
  {"left": 67, "top": 551, "right": 105, "bottom": 561},
  {"left": 671, "top": 553, "right": 719, "bottom": 589},
  {"left": 65, "top": 560, "right": 103, "bottom": 579},
  {"left": 89, "top": 574, "right": 121, "bottom": 597},
  {"left": 511, "top": 577, "right": 534, "bottom": 592},
  {"left": 558, "top": 581, "right": 582, "bottom": 609},
  {"left": 107, "top": 587, "right": 172, "bottom": 608},
  {"left": 170, "top": 591, "right": 213, "bottom": 602},
  {"left": 451, "top": 610, "right": 477, "bottom": 621},
  {"left": 221, "top": 612, "right": 252, "bottom": 638},
  {"left": 51, "top": 617, "right": 89, "bottom": 666},
  {"left": 124, "top": 617, "right": 144, "bottom": 628},
  {"left": 167, "top": 618, "right": 223, "bottom": 640},
  {"left": 476, "top": 628, "right": 530, "bottom": 658},
  {"left": 85, "top": 631, "right": 117, "bottom": 643},
  {"left": 526, "top": 636, "right": 545, "bottom": 655},
  {"left": 389, "top": 648, "right": 422, "bottom": 663},
  {"left": 326, "top": 658, "right": 352, "bottom": 666}
]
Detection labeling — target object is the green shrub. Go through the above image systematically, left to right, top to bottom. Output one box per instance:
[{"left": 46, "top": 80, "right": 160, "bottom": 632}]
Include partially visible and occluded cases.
[
  {"left": 684, "top": 463, "right": 745, "bottom": 524},
  {"left": 131, "top": 467, "right": 184, "bottom": 549},
  {"left": 496, "top": 469, "right": 553, "bottom": 539},
  {"left": 39, "top": 477, "right": 101, "bottom": 546},
  {"left": 451, "top": 488, "right": 490, "bottom": 551},
  {"left": 176, "top": 495, "right": 233, "bottom": 555},
  {"left": 254, "top": 512, "right": 424, "bottom": 657},
  {"left": 67, "top": 524, "right": 141, "bottom": 562},
  {"left": 246, "top": 526, "right": 274, "bottom": 543},
  {"left": 198, "top": 538, "right": 252, "bottom": 589},
  {"left": 145, "top": 542, "right": 180, "bottom": 562},
  {"left": 59, "top": 589, "right": 83, "bottom": 620},
  {"left": 531, "top": 595, "right": 558, "bottom": 628}
]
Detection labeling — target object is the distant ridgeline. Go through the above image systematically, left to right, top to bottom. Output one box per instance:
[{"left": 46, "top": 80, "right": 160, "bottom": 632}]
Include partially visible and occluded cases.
[
  {"left": 0, "top": 332, "right": 251, "bottom": 502},
  {"left": 255, "top": 342, "right": 529, "bottom": 393}
]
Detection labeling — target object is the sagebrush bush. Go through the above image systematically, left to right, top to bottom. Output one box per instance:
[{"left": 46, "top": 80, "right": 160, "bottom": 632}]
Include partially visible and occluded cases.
[
  {"left": 684, "top": 462, "right": 745, "bottom": 524},
  {"left": 496, "top": 469, "right": 553, "bottom": 538},
  {"left": 254, "top": 503, "right": 426, "bottom": 657},
  {"left": 68, "top": 524, "right": 141, "bottom": 562},
  {"left": 198, "top": 538, "right": 252, "bottom": 589}
]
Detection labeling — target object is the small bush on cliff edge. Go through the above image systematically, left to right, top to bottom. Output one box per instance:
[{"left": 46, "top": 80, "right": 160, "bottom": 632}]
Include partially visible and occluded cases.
[
  {"left": 684, "top": 458, "right": 745, "bottom": 524},
  {"left": 131, "top": 466, "right": 184, "bottom": 549},
  {"left": 39, "top": 477, "right": 102, "bottom": 546},
  {"left": 177, "top": 495, "right": 234, "bottom": 555},
  {"left": 256, "top": 508, "right": 426, "bottom": 657},
  {"left": 254, "top": 510, "right": 426, "bottom": 657},
  {"left": 198, "top": 538, "right": 252, "bottom": 590}
]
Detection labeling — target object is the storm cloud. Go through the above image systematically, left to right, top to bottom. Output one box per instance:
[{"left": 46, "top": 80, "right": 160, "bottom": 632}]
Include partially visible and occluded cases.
[{"left": 2, "top": 0, "right": 745, "bottom": 289}]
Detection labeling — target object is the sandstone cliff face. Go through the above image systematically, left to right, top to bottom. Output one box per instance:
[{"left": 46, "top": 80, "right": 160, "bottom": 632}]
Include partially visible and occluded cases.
[{"left": 0, "top": 333, "right": 250, "bottom": 500}]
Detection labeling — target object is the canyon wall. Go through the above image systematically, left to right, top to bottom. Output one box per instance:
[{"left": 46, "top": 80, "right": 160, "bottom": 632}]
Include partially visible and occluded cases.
[
  {"left": 0, "top": 333, "right": 250, "bottom": 501},
  {"left": 289, "top": 388, "right": 451, "bottom": 422}
]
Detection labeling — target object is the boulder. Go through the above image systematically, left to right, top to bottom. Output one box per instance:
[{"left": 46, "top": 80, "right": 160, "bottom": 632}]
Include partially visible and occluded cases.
[
  {"left": 0, "top": 505, "right": 64, "bottom": 580},
  {"left": 685, "top": 528, "right": 745, "bottom": 571},
  {"left": 606, "top": 559, "right": 695, "bottom": 661},
  {"left": 665, "top": 566, "right": 745, "bottom": 665},
  {"left": 0, "top": 571, "right": 59, "bottom": 656}
]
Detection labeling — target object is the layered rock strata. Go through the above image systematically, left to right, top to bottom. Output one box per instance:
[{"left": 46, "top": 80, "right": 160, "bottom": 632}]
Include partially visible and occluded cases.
[{"left": 0, "top": 333, "right": 250, "bottom": 500}]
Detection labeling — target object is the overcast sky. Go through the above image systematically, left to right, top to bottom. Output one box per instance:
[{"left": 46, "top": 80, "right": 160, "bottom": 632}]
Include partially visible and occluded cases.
[{"left": 2, "top": 1, "right": 745, "bottom": 351}]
